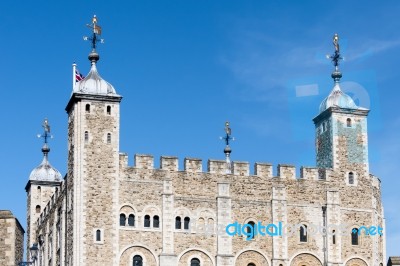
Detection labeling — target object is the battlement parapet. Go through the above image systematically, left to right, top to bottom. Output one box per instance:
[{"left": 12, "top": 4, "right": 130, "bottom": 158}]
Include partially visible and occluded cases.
[
  {"left": 136, "top": 154, "right": 154, "bottom": 169},
  {"left": 184, "top": 157, "right": 202, "bottom": 173},
  {"left": 208, "top": 159, "right": 226, "bottom": 174},
  {"left": 254, "top": 163, "right": 273, "bottom": 178},
  {"left": 277, "top": 164, "right": 296, "bottom": 179}
]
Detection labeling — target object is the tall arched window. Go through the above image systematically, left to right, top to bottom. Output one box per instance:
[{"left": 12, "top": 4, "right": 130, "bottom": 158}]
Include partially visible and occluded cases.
[
  {"left": 85, "top": 104, "right": 90, "bottom": 113},
  {"left": 107, "top": 105, "right": 111, "bottom": 115},
  {"left": 347, "top": 118, "right": 352, "bottom": 127},
  {"left": 84, "top": 131, "right": 89, "bottom": 143},
  {"left": 107, "top": 133, "right": 111, "bottom": 144},
  {"left": 349, "top": 172, "right": 354, "bottom": 184},
  {"left": 36, "top": 205, "right": 41, "bottom": 213},
  {"left": 119, "top": 214, "right": 126, "bottom": 226},
  {"left": 128, "top": 214, "right": 135, "bottom": 226},
  {"left": 144, "top": 215, "right": 150, "bottom": 227},
  {"left": 153, "top": 215, "right": 160, "bottom": 228},
  {"left": 175, "top": 216, "right": 181, "bottom": 229},
  {"left": 184, "top": 217, "right": 190, "bottom": 230},
  {"left": 246, "top": 221, "right": 255, "bottom": 240},
  {"left": 300, "top": 224, "right": 307, "bottom": 242},
  {"left": 351, "top": 228, "right": 359, "bottom": 245},
  {"left": 96, "top": 229, "right": 101, "bottom": 241},
  {"left": 332, "top": 230, "right": 336, "bottom": 244},
  {"left": 133, "top": 255, "right": 143, "bottom": 266},
  {"left": 190, "top": 258, "right": 200, "bottom": 266},
  {"left": 248, "top": 263, "right": 256, "bottom": 266}
]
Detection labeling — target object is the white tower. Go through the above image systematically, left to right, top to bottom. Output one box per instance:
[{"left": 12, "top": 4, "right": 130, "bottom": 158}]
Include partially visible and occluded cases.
[{"left": 64, "top": 15, "right": 122, "bottom": 266}]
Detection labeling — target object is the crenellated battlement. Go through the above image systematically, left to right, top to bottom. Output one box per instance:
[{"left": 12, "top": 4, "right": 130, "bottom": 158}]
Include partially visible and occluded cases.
[{"left": 119, "top": 152, "right": 336, "bottom": 181}]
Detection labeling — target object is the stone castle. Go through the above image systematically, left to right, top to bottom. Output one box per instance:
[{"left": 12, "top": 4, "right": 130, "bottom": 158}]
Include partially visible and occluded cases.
[{"left": 24, "top": 18, "right": 386, "bottom": 266}]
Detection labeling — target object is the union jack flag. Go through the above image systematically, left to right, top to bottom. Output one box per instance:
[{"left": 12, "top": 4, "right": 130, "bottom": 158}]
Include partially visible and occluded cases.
[{"left": 75, "top": 68, "right": 85, "bottom": 82}]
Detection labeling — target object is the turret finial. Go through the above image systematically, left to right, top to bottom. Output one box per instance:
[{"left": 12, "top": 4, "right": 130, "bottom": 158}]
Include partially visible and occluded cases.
[
  {"left": 83, "top": 15, "right": 104, "bottom": 63},
  {"left": 328, "top": 33, "right": 343, "bottom": 82},
  {"left": 37, "top": 118, "right": 53, "bottom": 157},
  {"left": 220, "top": 121, "right": 235, "bottom": 174}
]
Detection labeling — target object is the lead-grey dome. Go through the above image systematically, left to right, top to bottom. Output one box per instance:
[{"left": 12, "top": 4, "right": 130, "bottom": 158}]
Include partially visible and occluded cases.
[
  {"left": 74, "top": 63, "right": 116, "bottom": 95},
  {"left": 319, "top": 82, "right": 358, "bottom": 113},
  {"left": 29, "top": 145, "right": 62, "bottom": 182}
]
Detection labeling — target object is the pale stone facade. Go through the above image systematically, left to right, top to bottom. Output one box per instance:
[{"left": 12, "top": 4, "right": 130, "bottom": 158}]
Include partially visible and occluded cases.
[
  {"left": 25, "top": 45, "right": 386, "bottom": 266},
  {"left": 0, "top": 210, "right": 25, "bottom": 266}
]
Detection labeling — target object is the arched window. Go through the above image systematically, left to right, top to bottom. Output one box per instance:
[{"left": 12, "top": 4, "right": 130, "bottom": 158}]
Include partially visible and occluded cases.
[
  {"left": 85, "top": 104, "right": 90, "bottom": 113},
  {"left": 107, "top": 106, "right": 111, "bottom": 115},
  {"left": 347, "top": 118, "right": 352, "bottom": 127},
  {"left": 84, "top": 131, "right": 89, "bottom": 143},
  {"left": 107, "top": 133, "right": 111, "bottom": 144},
  {"left": 349, "top": 172, "right": 354, "bottom": 184},
  {"left": 37, "top": 186, "right": 41, "bottom": 191},
  {"left": 36, "top": 205, "right": 41, "bottom": 213},
  {"left": 119, "top": 214, "right": 126, "bottom": 226},
  {"left": 128, "top": 214, "right": 135, "bottom": 226},
  {"left": 144, "top": 215, "right": 150, "bottom": 227},
  {"left": 153, "top": 215, "right": 160, "bottom": 228},
  {"left": 175, "top": 216, "right": 181, "bottom": 229},
  {"left": 184, "top": 217, "right": 190, "bottom": 230},
  {"left": 246, "top": 221, "right": 255, "bottom": 240},
  {"left": 300, "top": 224, "right": 307, "bottom": 242},
  {"left": 351, "top": 228, "right": 359, "bottom": 245},
  {"left": 96, "top": 229, "right": 101, "bottom": 241},
  {"left": 333, "top": 230, "right": 336, "bottom": 244},
  {"left": 133, "top": 255, "right": 143, "bottom": 266},
  {"left": 190, "top": 258, "right": 200, "bottom": 266},
  {"left": 248, "top": 263, "right": 256, "bottom": 266}
]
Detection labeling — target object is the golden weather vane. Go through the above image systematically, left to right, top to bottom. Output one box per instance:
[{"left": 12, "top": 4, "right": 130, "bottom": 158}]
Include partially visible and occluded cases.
[{"left": 83, "top": 15, "right": 104, "bottom": 50}]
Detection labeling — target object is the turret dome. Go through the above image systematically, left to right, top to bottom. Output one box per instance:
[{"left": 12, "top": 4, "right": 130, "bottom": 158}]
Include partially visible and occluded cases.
[
  {"left": 319, "top": 82, "right": 358, "bottom": 113},
  {"left": 29, "top": 144, "right": 62, "bottom": 182}
]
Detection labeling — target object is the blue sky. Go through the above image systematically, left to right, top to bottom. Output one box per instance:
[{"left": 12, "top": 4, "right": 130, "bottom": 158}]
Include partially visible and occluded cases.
[{"left": 0, "top": 0, "right": 399, "bottom": 257}]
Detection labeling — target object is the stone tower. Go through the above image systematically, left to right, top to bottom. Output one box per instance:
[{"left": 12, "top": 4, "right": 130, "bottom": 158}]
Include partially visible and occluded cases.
[
  {"left": 64, "top": 16, "right": 122, "bottom": 266},
  {"left": 313, "top": 34, "right": 369, "bottom": 176},
  {"left": 25, "top": 119, "right": 62, "bottom": 260}
]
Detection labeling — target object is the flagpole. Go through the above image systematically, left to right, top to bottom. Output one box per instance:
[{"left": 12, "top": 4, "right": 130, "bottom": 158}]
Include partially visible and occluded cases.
[{"left": 72, "top": 63, "right": 77, "bottom": 90}]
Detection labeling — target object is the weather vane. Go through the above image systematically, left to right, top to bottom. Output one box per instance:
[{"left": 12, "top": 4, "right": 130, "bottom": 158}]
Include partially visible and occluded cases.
[
  {"left": 83, "top": 15, "right": 104, "bottom": 50},
  {"left": 328, "top": 33, "right": 342, "bottom": 70},
  {"left": 37, "top": 118, "right": 53, "bottom": 144},
  {"left": 220, "top": 121, "right": 234, "bottom": 174}
]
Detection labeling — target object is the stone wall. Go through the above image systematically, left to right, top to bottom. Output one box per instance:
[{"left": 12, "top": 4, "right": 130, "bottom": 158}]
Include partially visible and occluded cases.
[{"left": 0, "top": 210, "right": 24, "bottom": 266}]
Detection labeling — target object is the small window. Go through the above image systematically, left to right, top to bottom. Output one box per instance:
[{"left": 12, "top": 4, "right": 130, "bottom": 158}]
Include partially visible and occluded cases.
[
  {"left": 85, "top": 104, "right": 90, "bottom": 113},
  {"left": 107, "top": 106, "right": 111, "bottom": 115},
  {"left": 347, "top": 118, "right": 352, "bottom": 127},
  {"left": 322, "top": 122, "right": 326, "bottom": 132},
  {"left": 85, "top": 131, "right": 89, "bottom": 143},
  {"left": 107, "top": 133, "right": 111, "bottom": 144},
  {"left": 349, "top": 172, "right": 354, "bottom": 184},
  {"left": 37, "top": 186, "right": 41, "bottom": 191},
  {"left": 36, "top": 205, "right": 41, "bottom": 213},
  {"left": 120, "top": 214, "right": 126, "bottom": 226},
  {"left": 128, "top": 214, "right": 135, "bottom": 227},
  {"left": 144, "top": 215, "right": 150, "bottom": 228},
  {"left": 153, "top": 215, "right": 160, "bottom": 228},
  {"left": 175, "top": 216, "right": 181, "bottom": 229},
  {"left": 184, "top": 217, "right": 190, "bottom": 230},
  {"left": 246, "top": 221, "right": 255, "bottom": 240},
  {"left": 300, "top": 225, "right": 307, "bottom": 242},
  {"left": 351, "top": 228, "right": 359, "bottom": 245},
  {"left": 96, "top": 229, "right": 101, "bottom": 241},
  {"left": 333, "top": 230, "right": 336, "bottom": 244},
  {"left": 133, "top": 255, "right": 143, "bottom": 266},
  {"left": 191, "top": 258, "right": 200, "bottom": 266},
  {"left": 248, "top": 264, "right": 256, "bottom": 266}
]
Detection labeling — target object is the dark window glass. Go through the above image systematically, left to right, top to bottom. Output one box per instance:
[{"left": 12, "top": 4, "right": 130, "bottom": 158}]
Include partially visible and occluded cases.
[
  {"left": 85, "top": 104, "right": 90, "bottom": 113},
  {"left": 107, "top": 106, "right": 111, "bottom": 115},
  {"left": 347, "top": 118, "right": 352, "bottom": 127},
  {"left": 85, "top": 131, "right": 89, "bottom": 143},
  {"left": 107, "top": 133, "right": 111, "bottom": 144},
  {"left": 349, "top": 172, "right": 354, "bottom": 184},
  {"left": 36, "top": 205, "right": 41, "bottom": 213},
  {"left": 119, "top": 214, "right": 126, "bottom": 226},
  {"left": 128, "top": 214, "right": 135, "bottom": 226},
  {"left": 144, "top": 215, "right": 150, "bottom": 228},
  {"left": 153, "top": 215, "right": 159, "bottom": 228},
  {"left": 175, "top": 216, "right": 181, "bottom": 229},
  {"left": 184, "top": 217, "right": 190, "bottom": 230},
  {"left": 246, "top": 221, "right": 255, "bottom": 240},
  {"left": 300, "top": 225, "right": 307, "bottom": 242},
  {"left": 352, "top": 228, "right": 359, "bottom": 245},
  {"left": 96, "top": 230, "right": 101, "bottom": 241},
  {"left": 333, "top": 230, "right": 336, "bottom": 244},
  {"left": 133, "top": 255, "right": 143, "bottom": 266},
  {"left": 190, "top": 258, "right": 200, "bottom": 266},
  {"left": 248, "top": 264, "right": 256, "bottom": 266}
]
